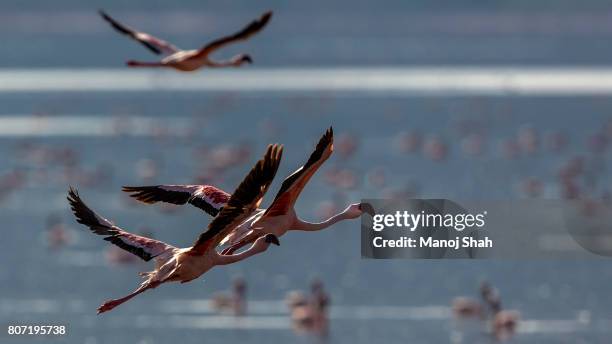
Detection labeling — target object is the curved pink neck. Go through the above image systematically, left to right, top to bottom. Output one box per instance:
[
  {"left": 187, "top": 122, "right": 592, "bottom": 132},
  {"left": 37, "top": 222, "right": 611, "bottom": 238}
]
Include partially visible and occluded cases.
[
  {"left": 208, "top": 58, "right": 242, "bottom": 68},
  {"left": 292, "top": 211, "right": 351, "bottom": 232},
  {"left": 214, "top": 242, "right": 264, "bottom": 265}
]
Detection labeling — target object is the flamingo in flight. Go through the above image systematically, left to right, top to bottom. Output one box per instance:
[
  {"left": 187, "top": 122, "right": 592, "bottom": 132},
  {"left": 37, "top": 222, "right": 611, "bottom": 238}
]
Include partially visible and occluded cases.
[
  {"left": 99, "top": 10, "right": 272, "bottom": 71},
  {"left": 122, "top": 127, "right": 375, "bottom": 256},
  {"left": 67, "top": 144, "right": 283, "bottom": 314}
]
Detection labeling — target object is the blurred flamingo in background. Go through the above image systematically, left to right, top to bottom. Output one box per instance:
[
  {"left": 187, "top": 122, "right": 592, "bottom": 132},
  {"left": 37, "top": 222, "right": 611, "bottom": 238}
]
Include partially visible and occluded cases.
[
  {"left": 100, "top": 10, "right": 272, "bottom": 71},
  {"left": 517, "top": 125, "right": 539, "bottom": 154},
  {"left": 395, "top": 130, "right": 422, "bottom": 154},
  {"left": 587, "top": 131, "right": 609, "bottom": 153},
  {"left": 335, "top": 133, "right": 359, "bottom": 160},
  {"left": 424, "top": 135, "right": 448, "bottom": 161},
  {"left": 324, "top": 166, "right": 359, "bottom": 190},
  {"left": 0, "top": 170, "right": 27, "bottom": 203},
  {"left": 519, "top": 177, "right": 544, "bottom": 198},
  {"left": 45, "top": 214, "right": 71, "bottom": 250},
  {"left": 211, "top": 277, "right": 248, "bottom": 316},
  {"left": 286, "top": 279, "right": 330, "bottom": 336},
  {"left": 451, "top": 281, "right": 497, "bottom": 319},
  {"left": 480, "top": 282, "right": 520, "bottom": 341}
]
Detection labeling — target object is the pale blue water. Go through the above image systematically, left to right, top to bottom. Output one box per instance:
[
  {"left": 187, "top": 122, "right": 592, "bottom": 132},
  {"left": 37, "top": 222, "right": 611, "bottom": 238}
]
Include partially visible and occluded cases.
[{"left": 2, "top": 1, "right": 612, "bottom": 343}]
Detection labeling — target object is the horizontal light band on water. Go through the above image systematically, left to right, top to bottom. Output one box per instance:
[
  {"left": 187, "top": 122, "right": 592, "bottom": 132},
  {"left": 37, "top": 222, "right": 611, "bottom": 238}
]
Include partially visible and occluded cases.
[
  {"left": 1, "top": 67, "right": 612, "bottom": 94},
  {"left": 0, "top": 115, "right": 184, "bottom": 137},
  {"left": 0, "top": 298, "right": 589, "bottom": 333}
]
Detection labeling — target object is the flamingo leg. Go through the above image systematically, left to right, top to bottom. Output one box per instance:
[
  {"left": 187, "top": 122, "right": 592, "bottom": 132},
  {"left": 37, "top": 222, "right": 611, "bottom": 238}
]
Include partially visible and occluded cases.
[{"left": 97, "top": 281, "right": 160, "bottom": 314}]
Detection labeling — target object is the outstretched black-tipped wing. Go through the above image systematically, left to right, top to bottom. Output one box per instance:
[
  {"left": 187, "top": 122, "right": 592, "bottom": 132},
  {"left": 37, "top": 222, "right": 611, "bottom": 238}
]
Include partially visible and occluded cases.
[
  {"left": 99, "top": 9, "right": 179, "bottom": 55},
  {"left": 197, "top": 11, "right": 272, "bottom": 57},
  {"left": 263, "top": 127, "right": 333, "bottom": 217},
  {"left": 189, "top": 144, "right": 283, "bottom": 254},
  {"left": 122, "top": 185, "right": 230, "bottom": 216},
  {"left": 67, "top": 187, "right": 176, "bottom": 262}
]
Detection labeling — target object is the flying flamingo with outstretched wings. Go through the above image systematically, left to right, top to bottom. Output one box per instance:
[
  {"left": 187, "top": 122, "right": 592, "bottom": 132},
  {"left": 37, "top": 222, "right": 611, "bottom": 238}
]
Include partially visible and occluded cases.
[
  {"left": 99, "top": 10, "right": 272, "bottom": 71},
  {"left": 123, "top": 127, "right": 375, "bottom": 256},
  {"left": 68, "top": 144, "right": 283, "bottom": 313}
]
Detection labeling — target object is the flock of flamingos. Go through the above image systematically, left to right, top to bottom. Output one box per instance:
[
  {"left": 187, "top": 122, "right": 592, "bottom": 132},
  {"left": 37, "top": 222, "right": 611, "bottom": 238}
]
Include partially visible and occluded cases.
[
  {"left": 56, "top": 8, "right": 522, "bottom": 340},
  {"left": 68, "top": 8, "right": 373, "bottom": 320},
  {"left": 68, "top": 127, "right": 373, "bottom": 315}
]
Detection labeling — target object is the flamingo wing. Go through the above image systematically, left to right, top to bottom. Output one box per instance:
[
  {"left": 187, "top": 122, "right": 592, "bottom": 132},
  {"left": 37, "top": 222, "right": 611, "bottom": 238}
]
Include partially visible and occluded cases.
[
  {"left": 99, "top": 9, "right": 179, "bottom": 55},
  {"left": 196, "top": 11, "right": 272, "bottom": 57},
  {"left": 263, "top": 127, "right": 333, "bottom": 217},
  {"left": 189, "top": 144, "right": 283, "bottom": 255},
  {"left": 122, "top": 184, "right": 230, "bottom": 216},
  {"left": 67, "top": 187, "right": 176, "bottom": 262}
]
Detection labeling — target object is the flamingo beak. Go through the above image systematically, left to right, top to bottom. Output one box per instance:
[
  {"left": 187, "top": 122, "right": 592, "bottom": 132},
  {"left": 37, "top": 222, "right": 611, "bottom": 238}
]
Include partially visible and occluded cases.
[
  {"left": 242, "top": 55, "right": 253, "bottom": 64},
  {"left": 359, "top": 202, "right": 376, "bottom": 217},
  {"left": 264, "top": 234, "right": 280, "bottom": 246}
]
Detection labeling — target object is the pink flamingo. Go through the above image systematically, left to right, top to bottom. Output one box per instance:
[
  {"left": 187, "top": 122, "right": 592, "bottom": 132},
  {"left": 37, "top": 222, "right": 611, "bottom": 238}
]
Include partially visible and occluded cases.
[
  {"left": 99, "top": 10, "right": 272, "bottom": 71},
  {"left": 122, "top": 128, "right": 375, "bottom": 255},
  {"left": 67, "top": 144, "right": 283, "bottom": 313},
  {"left": 210, "top": 277, "right": 248, "bottom": 316},
  {"left": 286, "top": 279, "right": 330, "bottom": 336},
  {"left": 452, "top": 282, "right": 497, "bottom": 319},
  {"left": 481, "top": 282, "right": 520, "bottom": 340},
  {"left": 452, "top": 297, "right": 483, "bottom": 319}
]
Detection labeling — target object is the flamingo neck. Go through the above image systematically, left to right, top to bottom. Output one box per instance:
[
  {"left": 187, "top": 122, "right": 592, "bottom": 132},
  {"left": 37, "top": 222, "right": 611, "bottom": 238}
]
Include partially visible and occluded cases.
[
  {"left": 208, "top": 58, "right": 242, "bottom": 68},
  {"left": 293, "top": 211, "right": 351, "bottom": 231},
  {"left": 214, "top": 241, "right": 265, "bottom": 265}
]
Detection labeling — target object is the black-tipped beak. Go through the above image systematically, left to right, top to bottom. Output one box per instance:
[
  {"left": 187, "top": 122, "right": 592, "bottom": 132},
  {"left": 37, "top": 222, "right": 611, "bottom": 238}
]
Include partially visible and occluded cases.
[
  {"left": 242, "top": 55, "right": 253, "bottom": 64},
  {"left": 359, "top": 203, "right": 376, "bottom": 217},
  {"left": 264, "top": 234, "right": 280, "bottom": 246}
]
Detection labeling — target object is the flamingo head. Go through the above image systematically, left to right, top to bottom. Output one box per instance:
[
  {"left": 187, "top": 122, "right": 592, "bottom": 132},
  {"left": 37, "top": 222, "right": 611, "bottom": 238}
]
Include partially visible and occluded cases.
[
  {"left": 232, "top": 54, "right": 253, "bottom": 66},
  {"left": 241, "top": 54, "right": 253, "bottom": 64},
  {"left": 343, "top": 202, "right": 376, "bottom": 219},
  {"left": 359, "top": 202, "right": 376, "bottom": 217},
  {"left": 252, "top": 234, "right": 280, "bottom": 253},
  {"left": 263, "top": 234, "right": 280, "bottom": 246}
]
